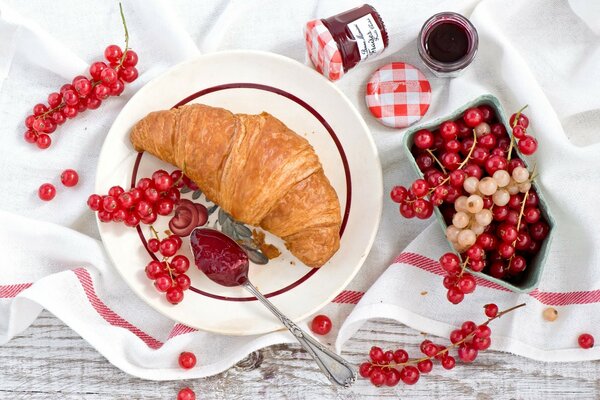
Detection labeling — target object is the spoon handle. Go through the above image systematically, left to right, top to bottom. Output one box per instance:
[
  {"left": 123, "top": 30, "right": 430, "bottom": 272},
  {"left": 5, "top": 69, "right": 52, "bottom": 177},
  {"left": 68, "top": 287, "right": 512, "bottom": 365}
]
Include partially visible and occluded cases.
[{"left": 243, "top": 280, "right": 356, "bottom": 387}]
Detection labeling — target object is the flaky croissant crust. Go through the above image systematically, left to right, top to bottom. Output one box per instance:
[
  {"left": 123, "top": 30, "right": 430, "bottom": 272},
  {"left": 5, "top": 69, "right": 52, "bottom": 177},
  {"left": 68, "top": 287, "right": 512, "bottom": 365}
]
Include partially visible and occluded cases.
[{"left": 130, "top": 104, "right": 341, "bottom": 267}]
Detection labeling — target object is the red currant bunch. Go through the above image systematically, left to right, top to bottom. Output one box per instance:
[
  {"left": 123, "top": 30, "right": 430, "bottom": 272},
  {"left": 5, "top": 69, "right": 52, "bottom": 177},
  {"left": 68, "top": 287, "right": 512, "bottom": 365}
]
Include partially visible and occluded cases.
[
  {"left": 23, "top": 4, "right": 138, "bottom": 150},
  {"left": 391, "top": 105, "right": 550, "bottom": 303},
  {"left": 509, "top": 107, "right": 538, "bottom": 156},
  {"left": 87, "top": 169, "right": 182, "bottom": 227},
  {"left": 145, "top": 232, "right": 191, "bottom": 305},
  {"left": 359, "top": 303, "right": 525, "bottom": 387}
]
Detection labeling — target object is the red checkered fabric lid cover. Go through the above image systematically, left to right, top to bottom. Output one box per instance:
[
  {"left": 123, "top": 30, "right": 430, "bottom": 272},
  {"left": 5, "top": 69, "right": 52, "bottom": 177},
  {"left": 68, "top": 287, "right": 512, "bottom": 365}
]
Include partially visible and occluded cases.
[
  {"left": 305, "top": 19, "right": 344, "bottom": 81},
  {"left": 365, "top": 62, "right": 432, "bottom": 128}
]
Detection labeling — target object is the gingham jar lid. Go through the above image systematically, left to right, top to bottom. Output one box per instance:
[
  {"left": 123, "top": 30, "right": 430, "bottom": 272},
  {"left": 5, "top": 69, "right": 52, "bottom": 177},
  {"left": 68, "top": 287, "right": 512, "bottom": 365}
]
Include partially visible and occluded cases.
[
  {"left": 304, "top": 19, "right": 345, "bottom": 81},
  {"left": 365, "top": 62, "right": 432, "bottom": 128}
]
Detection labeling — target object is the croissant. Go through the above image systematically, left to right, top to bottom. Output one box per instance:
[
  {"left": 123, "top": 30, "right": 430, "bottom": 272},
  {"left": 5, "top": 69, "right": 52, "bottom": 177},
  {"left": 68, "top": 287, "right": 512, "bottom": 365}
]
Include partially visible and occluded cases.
[{"left": 130, "top": 103, "right": 341, "bottom": 268}]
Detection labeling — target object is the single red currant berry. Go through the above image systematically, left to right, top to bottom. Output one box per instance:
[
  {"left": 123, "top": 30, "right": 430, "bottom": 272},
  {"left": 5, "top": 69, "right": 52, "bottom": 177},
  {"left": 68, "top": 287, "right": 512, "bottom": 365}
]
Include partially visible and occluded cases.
[
  {"left": 104, "top": 44, "right": 123, "bottom": 63},
  {"left": 122, "top": 50, "right": 139, "bottom": 67},
  {"left": 89, "top": 61, "right": 108, "bottom": 80},
  {"left": 119, "top": 66, "right": 139, "bottom": 83},
  {"left": 100, "top": 67, "right": 118, "bottom": 84},
  {"left": 73, "top": 76, "right": 92, "bottom": 97},
  {"left": 109, "top": 79, "right": 125, "bottom": 96},
  {"left": 93, "top": 84, "right": 111, "bottom": 100},
  {"left": 47, "top": 92, "right": 63, "bottom": 108},
  {"left": 86, "top": 97, "right": 102, "bottom": 110},
  {"left": 33, "top": 103, "right": 49, "bottom": 116},
  {"left": 62, "top": 105, "right": 78, "bottom": 119},
  {"left": 463, "top": 107, "right": 484, "bottom": 128},
  {"left": 510, "top": 112, "right": 529, "bottom": 128},
  {"left": 25, "top": 114, "right": 36, "bottom": 129},
  {"left": 440, "top": 121, "right": 459, "bottom": 140},
  {"left": 512, "top": 125, "right": 526, "bottom": 139},
  {"left": 413, "top": 129, "right": 434, "bottom": 149},
  {"left": 24, "top": 130, "right": 37, "bottom": 143},
  {"left": 36, "top": 134, "right": 52, "bottom": 149},
  {"left": 518, "top": 135, "right": 538, "bottom": 155},
  {"left": 441, "top": 151, "right": 461, "bottom": 170},
  {"left": 485, "top": 155, "right": 508, "bottom": 175},
  {"left": 60, "top": 169, "right": 79, "bottom": 187},
  {"left": 449, "top": 170, "right": 467, "bottom": 188},
  {"left": 154, "top": 174, "right": 173, "bottom": 192},
  {"left": 38, "top": 183, "right": 56, "bottom": 201},
  {"left": 390, "top": 186, "right": 408, "bottom": 203},
  {"left": 87, "top": 194, "right": 102, "bottom": 211},
  {"left": 102, "top": 196, "right": 118, "bottom": 212},
  {"left": 157, "top": 198, "right": 175, "bottom": 216},
  {"left": 413, "top": 198, "right": 433, "bottom": 219},
  {"left": 135, "top": 200, "right": 153, "bottom": 217},
  {"left": 399, "top": 202, "right": 415, "bottom": 218},
  {"left": 111, "top": 209, "right": 126, "bottom": 222},
  {"left": 98, "top": 210, "right": 113, "bottom": 222},
  {"left": 124, "top": 212, "right": 141, "bottom": 227},
  {"left": 530, "top": 221, "right": 550, "bottom": 241},
  {"left": 169, "top": 235, "right": 183, "bottom": 249},
  {"left": 147, "top": 238, "right": 160, "bottom": 253},
  {"left": 159, "top": 238, "right": 178, "bottom": 257},
  {"left": 498, "top": 242, "right": 515, "bottom": 259},
  {"left": 465, "top": 244, "right": 484, "bottom": 261},
  {"left": 439, "top": 253, "right": 461, "bottom": 275},
  {"left": 171, "top": 255, "right": 190, "bottom": 274},
  {"left": 509, "top": 255, "right": 527, "bottom": 274},
  {"left": 145, "top": 261, "right": 164, "bottom": 280},
  {"left": 154, "top": 274, "right": 172, "bottom": 292},
  {"left": 175, "top": 274, "right": 191, "bottom": 291},
  {"left": 458, "top": 274, "right": 476, "bottom": 294},
  {"left": 447, "top": 286, "right": 464, "bottom": 304},
  {"left": 484, "top": 303, "right": 499, "bottom": 318},
  {"left": 311, "top": 315, "right": 332, "bottom": 335},
  {"left": 461, "top": 321, "right": 477, "bottom": 335},
  {"left": 475, "top": 325, "right": 492, "bottom": 338},
  {"left": 450, "top": 329, "right": 465, "bottom": 344},
  {"left": 578, "top": 333, "right": 594, "bottom": 349},
  {"left": 473, "top": 336, "right": 492, "bottom": 350},
  {"left": 458, "top": 344, "right": 478, "bottom": 362},
  {"left": 369, "top": 346, "right": 384, "bottom": 363},
  {"left": 393, "top": 349, "right": 408, "bottom": 363},
  {"left": 383, "top": 350, "right": 395, "bottom": 363},
  {"left": 178, "top": 351, "right": 197, "bottom": 369},
  {"left": 441, "top": 355, "right": 456, "bottom": 370},
  {"left": 417, "top": 359, "right": 433, "bottom": 373},
  {"left": 359, "top": 362, "right": 372, "bottom": 378},
  {"left": 399, "top": 366, "right": 420, "bottom": 385},
  {"left": 384, "top": 368, "right": 401, "bottom": 387},
  {"left": 369, "top": 369, "right": 385, "bottom": 386},
  {"left": 177, "top": 387, "right": 196, "bottom": 400}
]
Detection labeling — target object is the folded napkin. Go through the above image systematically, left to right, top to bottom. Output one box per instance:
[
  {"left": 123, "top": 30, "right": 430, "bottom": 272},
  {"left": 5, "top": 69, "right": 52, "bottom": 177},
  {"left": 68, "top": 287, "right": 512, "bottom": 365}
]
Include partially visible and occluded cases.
[{"left": 1, "top": 0, "right": 599, "bottom": 381}]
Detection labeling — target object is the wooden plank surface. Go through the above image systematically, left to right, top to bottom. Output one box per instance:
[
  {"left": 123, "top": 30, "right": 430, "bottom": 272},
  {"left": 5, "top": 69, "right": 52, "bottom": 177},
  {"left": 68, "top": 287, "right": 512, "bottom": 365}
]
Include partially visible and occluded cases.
[{"left": 0, "top": 311, "right": 598, "bottom": 399}]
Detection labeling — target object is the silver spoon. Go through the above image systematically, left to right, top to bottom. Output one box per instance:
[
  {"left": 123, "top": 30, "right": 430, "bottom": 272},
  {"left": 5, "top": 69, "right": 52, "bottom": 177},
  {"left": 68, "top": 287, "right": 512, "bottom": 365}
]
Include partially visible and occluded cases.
[{"left": 190, "top": 227, "right": 357, "bottom": 387}]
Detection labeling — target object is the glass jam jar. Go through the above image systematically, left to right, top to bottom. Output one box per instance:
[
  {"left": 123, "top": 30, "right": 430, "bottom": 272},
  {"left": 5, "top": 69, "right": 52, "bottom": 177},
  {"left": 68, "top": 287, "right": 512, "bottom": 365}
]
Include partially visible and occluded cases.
[
  {"left": 305, "top": 4, "right": 389, "bottom": 81},
  {"left": 418, "top": 12, "right": 478, "bottom": 77}
]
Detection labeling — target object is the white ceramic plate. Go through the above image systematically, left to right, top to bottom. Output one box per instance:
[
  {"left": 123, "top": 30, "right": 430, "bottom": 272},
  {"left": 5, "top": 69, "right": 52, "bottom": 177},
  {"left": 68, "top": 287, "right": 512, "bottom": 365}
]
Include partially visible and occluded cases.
[{"left": 96, "top": 50, "right": 382, "bottom": 335}]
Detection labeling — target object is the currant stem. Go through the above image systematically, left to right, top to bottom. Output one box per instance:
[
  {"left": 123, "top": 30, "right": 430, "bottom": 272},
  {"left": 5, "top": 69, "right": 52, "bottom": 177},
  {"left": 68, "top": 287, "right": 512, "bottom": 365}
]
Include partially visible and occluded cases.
[
  {"left": 117, "top": 3, "right": 130, "bottom": 69},
  {"left": 36, "top": 103, "right": 65, "bottom": 120},
  {"left": 507, "top": 104, "right": 528, "bottom": 160},
  {"left": 456, "top": 130, "right": 478, "bottom": 171},
  {"left": 426, "top": 149, "right": 448, "bottom": 175},
  {"left": 515, "top": 190, "right": 530, "bottom": 232},
  {"left": 149, "top": 225, "right": 160, "bottom": 240},
  {"left": 369, "top": 303, "right": 526, "bottom": 369}
]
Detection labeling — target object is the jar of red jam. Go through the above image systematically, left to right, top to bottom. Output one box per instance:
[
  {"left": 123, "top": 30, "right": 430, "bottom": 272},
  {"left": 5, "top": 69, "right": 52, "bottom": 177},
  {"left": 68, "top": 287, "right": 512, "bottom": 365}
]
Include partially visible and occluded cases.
[
  {"left": 305, "top": 4, "right": 389, "bottom": 81},
  {"left": 418, "top": 12, "right": 478, "bottom": 77}
]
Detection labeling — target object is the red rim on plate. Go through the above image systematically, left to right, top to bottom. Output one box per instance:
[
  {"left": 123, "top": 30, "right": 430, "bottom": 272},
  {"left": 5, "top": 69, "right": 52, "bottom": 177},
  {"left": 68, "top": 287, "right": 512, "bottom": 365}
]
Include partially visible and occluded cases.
[{"left": 131, "top": 83, "right": 352, "bottom": 302}]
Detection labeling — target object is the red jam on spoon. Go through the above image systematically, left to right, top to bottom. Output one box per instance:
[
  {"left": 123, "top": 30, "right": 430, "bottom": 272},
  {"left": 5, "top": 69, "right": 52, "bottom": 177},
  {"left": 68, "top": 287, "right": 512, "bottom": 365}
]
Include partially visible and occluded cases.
[{"left": 190, "top": 228, "right": 249, "bottom": 287}]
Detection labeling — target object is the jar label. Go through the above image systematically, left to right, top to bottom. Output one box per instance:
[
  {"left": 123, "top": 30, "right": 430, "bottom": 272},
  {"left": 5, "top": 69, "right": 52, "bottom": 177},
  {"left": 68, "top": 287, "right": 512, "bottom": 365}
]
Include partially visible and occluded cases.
[{"left": 348, "top": 14, "right": 385, "bottom": 61}]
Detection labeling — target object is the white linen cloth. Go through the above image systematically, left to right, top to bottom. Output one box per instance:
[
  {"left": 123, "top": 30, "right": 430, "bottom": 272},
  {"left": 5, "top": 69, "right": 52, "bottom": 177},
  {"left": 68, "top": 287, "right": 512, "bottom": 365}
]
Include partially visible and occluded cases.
[{"left": 1, "top": 0, "right": 599, "bottom": 381}]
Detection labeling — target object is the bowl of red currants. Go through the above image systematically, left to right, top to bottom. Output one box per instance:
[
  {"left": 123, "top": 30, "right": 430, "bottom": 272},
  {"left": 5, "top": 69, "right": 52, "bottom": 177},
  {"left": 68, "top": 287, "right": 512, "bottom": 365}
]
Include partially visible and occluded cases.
[{"left": 396, "top": 94, "right": 554, "bottom": 295}]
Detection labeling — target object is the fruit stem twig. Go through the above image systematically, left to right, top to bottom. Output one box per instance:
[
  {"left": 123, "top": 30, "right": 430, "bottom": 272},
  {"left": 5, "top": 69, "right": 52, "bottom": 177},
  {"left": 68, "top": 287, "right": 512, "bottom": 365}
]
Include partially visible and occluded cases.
[
  {"left": 117, "top": 3, "right": 130, "bottom": 69},
  {"left": 507, "top": 104, "right": 528, "bottom": 160},
  {"left": 456, "top": 130, "right": 478, "bottom": 171},
  {"left": 426, "top": 149, "right": 448, "bottom": 175},
  {"left": 515, "top": 190, "right": 530, "bottom": 232},
  {"left": 149, "top": 225, "right": 160, "bottom": 240},
  {"left": 370, "top": 303, "right": 526, "bottom": 369}
]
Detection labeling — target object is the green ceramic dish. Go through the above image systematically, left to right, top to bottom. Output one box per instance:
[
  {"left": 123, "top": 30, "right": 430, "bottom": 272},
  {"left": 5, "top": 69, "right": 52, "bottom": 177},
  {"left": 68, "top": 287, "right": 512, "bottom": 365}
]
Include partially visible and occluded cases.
[{"left": 402, "top": 94, "right": 555, "bottom": 293}]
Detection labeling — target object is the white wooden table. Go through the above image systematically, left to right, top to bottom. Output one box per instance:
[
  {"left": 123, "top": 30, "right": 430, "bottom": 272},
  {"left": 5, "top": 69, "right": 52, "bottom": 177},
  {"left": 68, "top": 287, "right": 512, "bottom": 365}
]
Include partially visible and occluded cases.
[{"left": 1, "top": 311, "right": 598, "bottom": 399}]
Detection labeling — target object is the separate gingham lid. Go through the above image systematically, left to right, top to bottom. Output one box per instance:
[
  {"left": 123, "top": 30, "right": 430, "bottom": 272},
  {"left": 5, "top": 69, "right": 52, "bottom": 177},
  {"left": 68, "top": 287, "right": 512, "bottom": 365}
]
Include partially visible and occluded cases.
[
  {"left": 305, "top": 19, "right": 344, "bottom": 81},
  {"left": 365, "top": 62, "right": 432, "bottom": 128}
]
